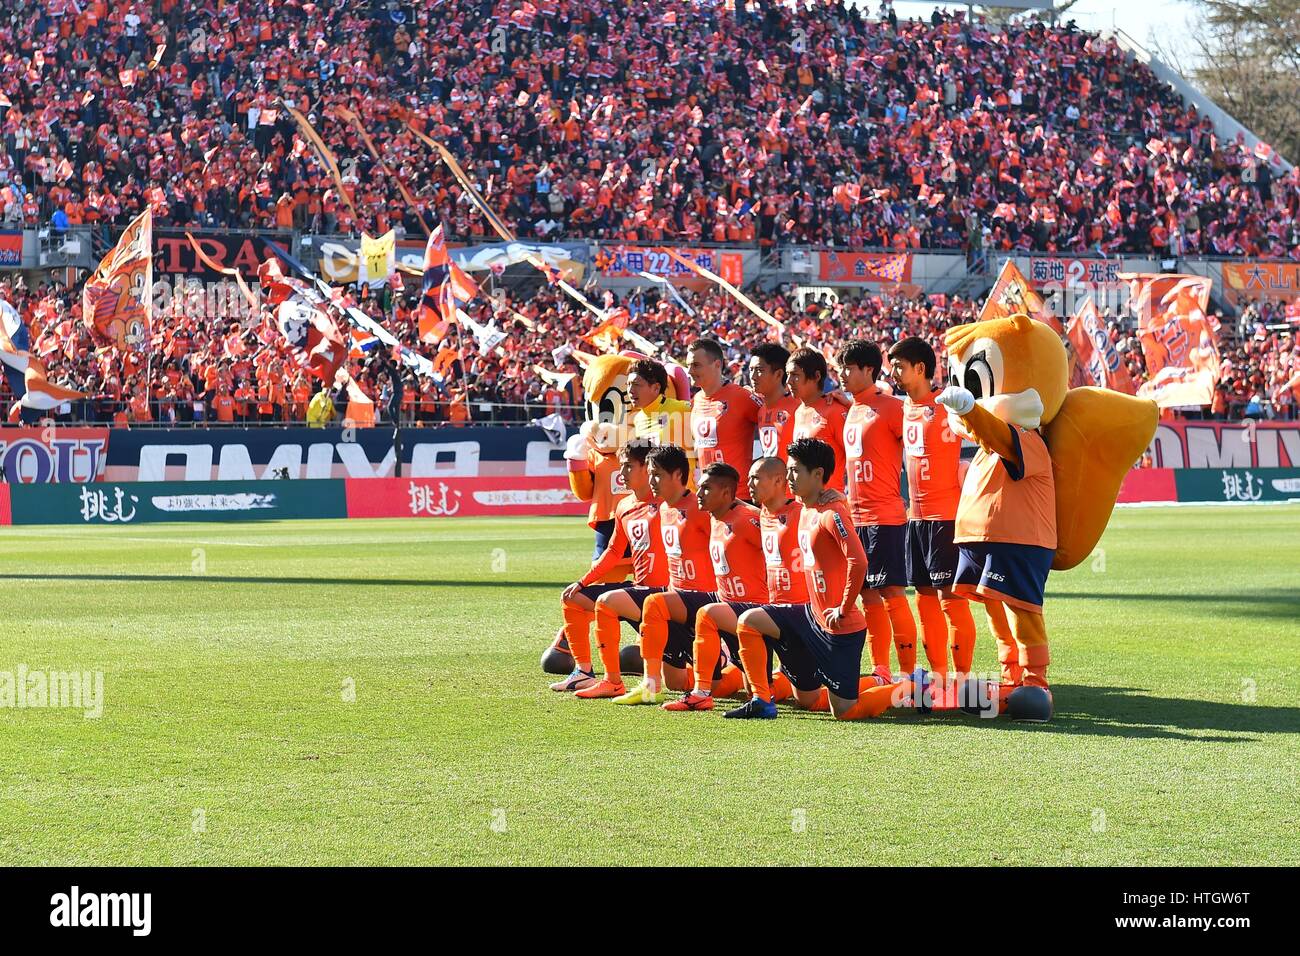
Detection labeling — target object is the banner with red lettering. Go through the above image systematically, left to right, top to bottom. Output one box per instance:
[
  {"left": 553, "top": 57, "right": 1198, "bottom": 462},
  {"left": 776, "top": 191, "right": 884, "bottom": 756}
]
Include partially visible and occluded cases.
[
  {"left": 82, "top": 207, "right": 152, "bottom": 352},
  {"left": 156, "top": 230, "right": 294, "bottom": 277},
  {"left": 817, "top": 251, "right": 912, "bottom": 284},
  {"left": 1065, "top": 298, "right": 1135, "bottom": 394},
  {"left": 345, "top": 476, "right": 587, "bottom": 518}
]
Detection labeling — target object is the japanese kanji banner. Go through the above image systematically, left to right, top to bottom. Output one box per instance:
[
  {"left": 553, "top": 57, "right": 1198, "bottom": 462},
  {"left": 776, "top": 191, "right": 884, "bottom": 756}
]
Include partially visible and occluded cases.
[{"left": 600, "top": 246, "right": 744, "bottom": 286}]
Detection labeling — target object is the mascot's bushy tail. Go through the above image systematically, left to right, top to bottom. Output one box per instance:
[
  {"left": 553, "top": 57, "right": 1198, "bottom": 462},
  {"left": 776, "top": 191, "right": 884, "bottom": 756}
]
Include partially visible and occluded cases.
[{"left": 1043, "top": 387, "right": 1159, "bottom": 570}]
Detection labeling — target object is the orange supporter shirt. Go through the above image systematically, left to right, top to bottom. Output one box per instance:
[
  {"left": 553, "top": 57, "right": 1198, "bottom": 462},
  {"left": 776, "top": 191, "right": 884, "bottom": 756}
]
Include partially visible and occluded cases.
[
  {"left": 691, "top": 383, "right": 762, "bottom": 482},
  {"left": 844, "top": 389, "right": 906, "bottom": 527},
  {"left": 902, "top": 392, "right": 962, "bottom": 521},
  {"left": 757, "top": 393, "right": 799, "bottom": 461},
  {"left": 793, "top": 396, "right": 848, "bottom": 491},
  {"left": 955, "top": 427, "right": 1056, "bottom": 550},
  {"left": 585, "top": 447, "right": 628, "bottom": 526},
  {"left": 581, "top": 493, "right": 665, "bottom": 587},
  {"left": 659, "top": 493, "right": 717, "bottom": 592},
  {"left": 796, "top": 495, "right": 868, "bottom": 634},
  {"left": 759, "top": 497, "right": 810, "bottom": 604},
  {"left": 707, "top": 501, "right": 768, "bottom": 603}
]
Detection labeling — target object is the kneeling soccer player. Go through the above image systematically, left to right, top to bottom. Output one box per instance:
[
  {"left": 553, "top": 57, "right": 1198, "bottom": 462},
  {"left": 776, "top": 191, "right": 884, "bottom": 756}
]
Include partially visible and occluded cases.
[
  {"left": 726, "top": 439, "right": 905, "bottom": 720},
  {"left": 552, "top": 441, "right": 666, "bottom": 692},
  {"left": 577, "top": 444, "right": 712, "bottom": 701},
  {"left": 613, "top": 447, "right": 732, "bottom": 705},
  {"left": 661, "top": 461, "right": 770, "bottom": 711}
]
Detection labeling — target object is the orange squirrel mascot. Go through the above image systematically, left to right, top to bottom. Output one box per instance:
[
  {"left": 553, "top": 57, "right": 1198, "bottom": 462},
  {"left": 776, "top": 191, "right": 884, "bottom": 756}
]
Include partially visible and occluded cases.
[{"left": 935, "top": 313, "right": 1158, "bottom": 721}]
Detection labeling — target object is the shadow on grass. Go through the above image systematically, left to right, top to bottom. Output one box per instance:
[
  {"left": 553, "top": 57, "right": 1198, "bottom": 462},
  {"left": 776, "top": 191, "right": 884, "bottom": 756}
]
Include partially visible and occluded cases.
[
  {"left": 0, "top": 573, "right": 569, "bottom": 589},
  {"left": 1048, "top": 588, "right": 1300, "bottom": 622},
  {"left": 915, "top": 684, "right": 1300, "bottom": 743}
]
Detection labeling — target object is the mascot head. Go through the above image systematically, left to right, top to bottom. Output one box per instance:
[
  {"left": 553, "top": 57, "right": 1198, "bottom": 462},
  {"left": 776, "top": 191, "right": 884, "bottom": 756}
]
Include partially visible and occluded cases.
[
  {"left": 943, "top": 313, "right": 1068, "bottom": 438},
  {"left": 572, "top": 350, "right": 690, "bottom": 452}
]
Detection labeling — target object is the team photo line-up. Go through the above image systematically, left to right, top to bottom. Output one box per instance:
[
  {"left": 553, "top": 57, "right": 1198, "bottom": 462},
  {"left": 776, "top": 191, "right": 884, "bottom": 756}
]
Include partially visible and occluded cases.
[{"left": 544, "top": 330, "right": 1063, "bottom": 722}]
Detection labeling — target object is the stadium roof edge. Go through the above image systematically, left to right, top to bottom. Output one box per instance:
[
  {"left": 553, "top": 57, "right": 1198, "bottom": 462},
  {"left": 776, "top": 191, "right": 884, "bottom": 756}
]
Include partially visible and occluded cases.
[{"left": 1106, "top": 28, "right": 1293, "bottom": 173}]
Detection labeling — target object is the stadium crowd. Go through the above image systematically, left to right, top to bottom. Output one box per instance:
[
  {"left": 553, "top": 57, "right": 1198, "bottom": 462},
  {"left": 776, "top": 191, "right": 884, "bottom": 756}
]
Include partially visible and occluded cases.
[
  {"left": 1, "top": 0, "right": 1298, "bottom": 425},
  {"left": 2, "top": 0, "right": 1299, "bottom": 258},
  {"left": 3, "top": 272, "right": 1297, "bottom": 425}
]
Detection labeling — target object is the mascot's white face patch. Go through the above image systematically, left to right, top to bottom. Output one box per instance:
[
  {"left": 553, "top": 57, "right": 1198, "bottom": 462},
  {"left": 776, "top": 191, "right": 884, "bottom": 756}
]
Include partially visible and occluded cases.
[
  {"left": 947, "top": 336, "right": 1044, "bottom": 434},
  {"left": 582, "top": 373, "right": 629, "bottom": 451}
]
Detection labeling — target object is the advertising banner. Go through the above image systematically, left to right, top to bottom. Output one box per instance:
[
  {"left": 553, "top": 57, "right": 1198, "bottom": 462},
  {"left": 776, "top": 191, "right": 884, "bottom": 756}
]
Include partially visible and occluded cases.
[
  {"left": 817, "top": 251, "right": 912, "bottom": 285},
  {"left": 1146, "top": 422, "right": 1300, "bottom": 469},
  {"left": 102, "top": 425, "right": 571, "bottom": 482},
  {"left": 0, "top": 427, "right": 111, "bottom": 483},
  {"left": 1116, "top": 468, "right": 1177, "bottom": 503},
  {"left": 1173, "top": 468, "right": 1300, "bottom": 503},
  {"left": 346, "top": 476, "right": 586, "bottom": 519},
  {"left": 7, "top": 479, "right": 348, "bottom": 525}
]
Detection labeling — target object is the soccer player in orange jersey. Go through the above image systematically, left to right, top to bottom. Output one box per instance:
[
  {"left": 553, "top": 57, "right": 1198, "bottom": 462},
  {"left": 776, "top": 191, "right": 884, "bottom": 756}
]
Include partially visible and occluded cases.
[
  {"left": 889, "top": 337, "right": 978, "bottom": 680},
  {"left": 688, "top": 338, "right": 764, "bottom": 493},
  {"left": 834, "top": 340, "right": 918, "bottom": 681},
  {"left": 748, "top": 343, "right": 800, "bottom": 462},
  {"left": 788, "top": 348, "right": 848, "bottom": 493},
  {"left": 726, "top": 439, "right": 905, "bottom": 720},
  {"left": 551, "top": 441, "right": 667, "bottom": 692},
  {"left": 589, "top": 444, "right": 717, "bottom": 704},
  {"left": 574, "top": 446, "right": 701, "bottom": 701},
  {"left": 704, "top": 455, "right": 813, "bottom": 710},
  {"left": 619, "top": 459, "right": 764, "bottom": 706},
  {"left": 662, "top": 461, "right": 773, "bottom": 712}
]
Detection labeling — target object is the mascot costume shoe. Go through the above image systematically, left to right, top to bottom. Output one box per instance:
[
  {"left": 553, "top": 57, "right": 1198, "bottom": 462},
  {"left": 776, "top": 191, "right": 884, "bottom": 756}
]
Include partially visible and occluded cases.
[
  {"left": 935, "top": 313, "right": 1157, "bottom": 721},
  {"left": 540, "top": 351, "right": 691, "bottom": 676}
]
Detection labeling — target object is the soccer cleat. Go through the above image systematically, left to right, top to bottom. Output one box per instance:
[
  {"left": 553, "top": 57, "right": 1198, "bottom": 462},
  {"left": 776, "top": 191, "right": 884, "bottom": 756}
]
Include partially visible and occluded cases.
[
  {"left": 872, "top": 664, "right": 894, "bottom": 684},
  {"left": 550, "top": 668, "right": 598, "bottom": 693},
  {"left": 574, "top": 679, "right": 627, "bottom": 700},
  {"left": 611, "top": 680, "right": 667, "bottom": 705},
  {"left": 662, "top": 691, "right": 715, "bottom": 712},
  {"left": 723, "top": 697, "right": 779, "bottom": 720}
]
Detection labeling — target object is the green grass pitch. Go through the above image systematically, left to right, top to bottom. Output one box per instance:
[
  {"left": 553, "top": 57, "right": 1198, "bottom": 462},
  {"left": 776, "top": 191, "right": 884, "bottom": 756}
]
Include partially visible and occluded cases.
[{"left": 1, "top": 505, "right": 1297, "bottom": 866}]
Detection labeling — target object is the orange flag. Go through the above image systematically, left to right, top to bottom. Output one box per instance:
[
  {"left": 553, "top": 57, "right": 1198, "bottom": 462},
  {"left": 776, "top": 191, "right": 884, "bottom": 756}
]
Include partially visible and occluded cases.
[
  {"left": 82, "top": 207, "right": 153, "bottom": 352},
  {"left": 980, "top": 259, "right": 1062, "bottom": 334}
]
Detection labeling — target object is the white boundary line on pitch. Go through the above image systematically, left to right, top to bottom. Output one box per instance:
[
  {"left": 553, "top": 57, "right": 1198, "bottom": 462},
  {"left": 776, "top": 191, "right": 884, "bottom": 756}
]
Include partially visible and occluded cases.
[{"left": 1117, "top": 499, "right": 1300, "bottom": 509}]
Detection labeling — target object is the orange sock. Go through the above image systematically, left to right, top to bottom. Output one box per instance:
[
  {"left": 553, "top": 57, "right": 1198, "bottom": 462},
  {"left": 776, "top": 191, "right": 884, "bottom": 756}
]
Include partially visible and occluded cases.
[
  {"left": 916, "top": 592, "right": 948, "bottom": 676},
  {"left": 640, "top": 594, "right": 671, "bottom": 690},
  {"left": 884, "top": 594, "right": 917, "bottom": 673},
  {"left": 941, "top": 597, "right": 976, "bottom": 674},
  {"left": 863, "top": 600, "right": 892, "bottom": 671},
  {"left": 984, "top": 600, "right": 1022, "bottom": 685},
  {"left": 561, "top": 603, "right": 594, "bottom": 671},
  {"left": 594, "top": 603, "right": 624, "bottom": 684},
  {"left": 1011, "top": 608, "right": 1050, "bottom": 688},
  {"left": 692, "top": 616, "right": 722, "bottom": 694},
  {"left": 737, "top": 624, "right": 772, "bottom": 702},
  {"left": 714, "top": 664, "right": 745, "bottom": 698},
  {"left": 769, "top": 671, "right": 794, "bottom": 702},
  {"left": 835, "top": 682, "right": 900, "bottom": 720}
]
